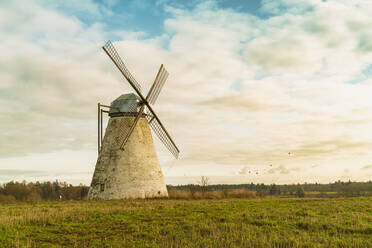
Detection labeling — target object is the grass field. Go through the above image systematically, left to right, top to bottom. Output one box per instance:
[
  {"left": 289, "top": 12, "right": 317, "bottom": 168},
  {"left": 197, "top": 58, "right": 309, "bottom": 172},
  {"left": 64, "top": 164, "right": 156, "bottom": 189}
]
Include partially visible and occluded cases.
[{"left": 0, "top": 198, "right": 371, "bottom": 248}]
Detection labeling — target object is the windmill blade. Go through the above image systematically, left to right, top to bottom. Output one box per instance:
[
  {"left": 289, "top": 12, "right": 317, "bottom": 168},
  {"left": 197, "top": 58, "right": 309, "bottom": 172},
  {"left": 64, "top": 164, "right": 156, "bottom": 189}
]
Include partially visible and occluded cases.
[
  {"left": 102, "top": 40, "right": 142, "bottom": 93},
  {"left": 102, "top": 41, "right": 179, "bottom": 158},
  {"left": 146, "top": 64, "right": 169, "bottom": 105},
  {"left": 150, "top": 68, "right": 168, "bottom": 105},
  {"left": 116, "top": 100, "right": 140, "bottom": 149},
  {"left": 119, "top": 105, "right": 145, "bottom": 150},
  {"left": 145, "top": 108, "right": 179, "bottom": 158}
]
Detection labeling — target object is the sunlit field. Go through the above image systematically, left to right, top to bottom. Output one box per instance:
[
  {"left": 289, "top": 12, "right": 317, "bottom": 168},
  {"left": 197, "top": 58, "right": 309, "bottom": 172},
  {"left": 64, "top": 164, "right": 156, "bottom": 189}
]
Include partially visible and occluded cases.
[{"left": 1, "top": 198, "right": 371, "bottom": 248}]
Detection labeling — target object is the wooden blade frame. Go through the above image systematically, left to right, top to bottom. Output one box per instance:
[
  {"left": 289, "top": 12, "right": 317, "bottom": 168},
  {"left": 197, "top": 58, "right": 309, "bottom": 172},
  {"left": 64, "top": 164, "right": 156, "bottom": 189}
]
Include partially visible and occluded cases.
[
  {"left": 102, "top": 41, "right": 180, "bottom": 158},
  {"left": 102, "top": 41, "right": 142, "bottom": 93},
  {"left": 147, "top": 64, "right": 169, "bottom": 105},
  {"left": 119, "top": 105, "right": 144, "bottom": 150},
  {"left": 145, "top": 108, "right": 179, "bottom": 158}
]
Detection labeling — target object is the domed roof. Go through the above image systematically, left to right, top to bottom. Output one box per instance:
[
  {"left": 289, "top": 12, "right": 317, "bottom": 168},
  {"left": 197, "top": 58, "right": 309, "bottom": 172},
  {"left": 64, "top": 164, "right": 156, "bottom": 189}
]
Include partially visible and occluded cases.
[{"left": 109, "top": 93, "right": 140, "bottom": 115}]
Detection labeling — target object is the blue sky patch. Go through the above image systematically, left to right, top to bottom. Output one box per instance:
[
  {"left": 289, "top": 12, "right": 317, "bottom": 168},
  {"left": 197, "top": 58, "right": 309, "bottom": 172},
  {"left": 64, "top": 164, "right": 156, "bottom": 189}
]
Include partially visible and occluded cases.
[
  {"left": 44, "top": 0, "right": 268, "bottom": 39},
  {"left": 231, "top": 79, "right": 244, "bottom": 92}
]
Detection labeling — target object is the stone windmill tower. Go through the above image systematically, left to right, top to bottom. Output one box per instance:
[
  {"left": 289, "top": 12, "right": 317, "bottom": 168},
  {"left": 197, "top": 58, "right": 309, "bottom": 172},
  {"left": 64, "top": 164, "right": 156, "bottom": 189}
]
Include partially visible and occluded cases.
[{"left": 88, "top": 41, "right": 180, "bottom": 200}]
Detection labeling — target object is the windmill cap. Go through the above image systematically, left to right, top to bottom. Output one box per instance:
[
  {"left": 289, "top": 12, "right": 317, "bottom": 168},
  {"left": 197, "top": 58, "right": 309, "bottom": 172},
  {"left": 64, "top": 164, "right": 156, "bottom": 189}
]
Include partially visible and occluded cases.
[{"left": 109, "top": 93, "right": 140, "bottom": 115}]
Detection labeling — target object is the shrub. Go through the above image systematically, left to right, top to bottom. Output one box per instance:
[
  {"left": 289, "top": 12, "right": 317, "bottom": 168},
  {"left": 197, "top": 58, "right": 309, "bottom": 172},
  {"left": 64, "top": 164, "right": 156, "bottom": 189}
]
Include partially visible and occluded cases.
[
  {"left": 296, "top": 186, "right": 306, "bottom": 198},
  {"left": 168, "top": 189, "right": 192, "bottom": 199},
  {"left": 168, "top": 189, "right": 256, "bottom": 199},
  {"left": 226, "top": 189, "right": 256, "bottom": 198},
  {"left": 257, "top": 189, "right": 266, "bottom": 197},
  {"left": 206, "top": 190, "right": 224, "bottom": 199},
  {"left": 0, "top": 194, "right": 16, "bottom": 203}
]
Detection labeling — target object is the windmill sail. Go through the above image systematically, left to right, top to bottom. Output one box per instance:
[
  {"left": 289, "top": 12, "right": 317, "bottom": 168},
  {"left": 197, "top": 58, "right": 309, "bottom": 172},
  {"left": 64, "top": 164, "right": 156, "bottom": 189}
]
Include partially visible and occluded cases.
[
  {"left": 102, "top": 40, "right": 142, "bottom": 93},
  {"left": 102, "top": 40, "right": 179, "bottom": 159},
  {"left": 147, "top": 65, "right": 169, "bottom": 105},
  {"left": 119, "top": 105, "right": 145, "bottom": 149},
  {"left": 145, "top": 108, "right": 179, "bottom": 158}
]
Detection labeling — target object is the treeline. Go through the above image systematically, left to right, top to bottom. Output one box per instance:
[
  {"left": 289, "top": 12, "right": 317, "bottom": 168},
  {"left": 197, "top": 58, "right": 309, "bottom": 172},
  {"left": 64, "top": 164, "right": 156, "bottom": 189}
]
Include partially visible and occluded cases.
[
  {"left": 1, "top": 180, "right": 371, "bottom": 202},
  {"left": 168, "top": 180, "right": 372, "bottom": 197},
  {"left": 0, "top": 181, "right": 89, "bottom": 202}
]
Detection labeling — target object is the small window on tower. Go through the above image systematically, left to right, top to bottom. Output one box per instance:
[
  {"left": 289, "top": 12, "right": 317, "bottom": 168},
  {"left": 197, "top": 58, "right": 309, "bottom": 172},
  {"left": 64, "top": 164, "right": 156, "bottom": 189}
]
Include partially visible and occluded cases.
[{"left": 100, "top": 183, "right": 105, "bottom": 192}]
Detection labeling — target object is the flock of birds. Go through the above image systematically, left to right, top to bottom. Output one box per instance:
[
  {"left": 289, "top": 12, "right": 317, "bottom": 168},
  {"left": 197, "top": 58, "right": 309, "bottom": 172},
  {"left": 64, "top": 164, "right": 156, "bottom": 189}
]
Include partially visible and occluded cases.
[
  {"left": 166, "top": 152, "right": 293, "bottom": 176},
  {"left": 240, "top": 152, "right": 292, "bottom": 175}
]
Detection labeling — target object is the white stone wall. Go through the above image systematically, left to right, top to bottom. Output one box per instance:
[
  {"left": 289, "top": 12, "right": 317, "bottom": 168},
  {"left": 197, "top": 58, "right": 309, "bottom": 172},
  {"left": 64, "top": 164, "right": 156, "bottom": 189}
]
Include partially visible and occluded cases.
[{"left": 88, "top": 116, "right": 168, "bottom": 200}]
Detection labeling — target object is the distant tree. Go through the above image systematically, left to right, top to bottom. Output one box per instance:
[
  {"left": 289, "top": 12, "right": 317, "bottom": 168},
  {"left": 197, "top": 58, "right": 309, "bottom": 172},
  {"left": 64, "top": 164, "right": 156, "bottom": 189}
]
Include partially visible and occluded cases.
[
  {"left": 199, "top": 176, "right": 210, "bottom": 193},
  {"left": 2, "top": 181, "right": 30, "bottom": 201},
  {"left": 40, "top": 182, "right": 53, "bottom": 200},
  {"left": 249, "top": 183, "right": 254, "bottom": 190},
  {"left": 269, "top": 184, "right": 277, "bottom": 195},
  {"left": 296, "top": 186, "right": 305, "bottom": 198},
  {"left": 257, "top": 189, "right": 265, "bottom": 197},
  {"left": 26, "top": 191, "right": 42, "bottom": 202}
]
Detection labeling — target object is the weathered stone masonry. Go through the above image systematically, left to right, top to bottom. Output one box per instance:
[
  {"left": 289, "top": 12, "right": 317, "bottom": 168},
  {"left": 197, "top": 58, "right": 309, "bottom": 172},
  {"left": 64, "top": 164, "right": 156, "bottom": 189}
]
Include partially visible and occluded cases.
[{"left": 88, "top": 116, "right": 168, "bottom": 200}]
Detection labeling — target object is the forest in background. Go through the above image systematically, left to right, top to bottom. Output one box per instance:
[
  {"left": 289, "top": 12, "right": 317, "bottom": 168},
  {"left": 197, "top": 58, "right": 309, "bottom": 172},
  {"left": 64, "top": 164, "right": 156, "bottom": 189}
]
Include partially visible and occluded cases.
[
  {"left": 0, "top": 179, "right": 371, "bottom": 202},
  {"left": 168, "top": 179, "right": 372, "bottom": 198}
]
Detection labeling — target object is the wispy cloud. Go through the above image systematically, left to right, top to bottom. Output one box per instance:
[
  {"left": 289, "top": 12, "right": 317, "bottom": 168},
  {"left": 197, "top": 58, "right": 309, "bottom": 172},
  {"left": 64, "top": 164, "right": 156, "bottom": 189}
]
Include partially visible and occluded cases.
[
  {"left": 267, "top": 165, "right": 301, "bottom": 175},
  {"left": 0, "top": 170, "right": 47, "bottom": 176}
]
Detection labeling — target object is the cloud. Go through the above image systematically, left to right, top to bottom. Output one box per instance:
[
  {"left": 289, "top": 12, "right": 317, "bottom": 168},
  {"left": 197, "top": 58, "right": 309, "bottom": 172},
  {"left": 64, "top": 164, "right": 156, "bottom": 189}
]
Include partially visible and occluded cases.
[
  {"left": 1, "top": 0, "right": 372, "bottom": 184},
  {"left": 246, "top": 0, "right": 372, "bottom": 82},
  {"left": 198, "top": 94, "right": 300, "bottom": 113},
  {"left": 288, "top": 139, "right": 372, "bottom": 159},
  {"left": 267, "top": 165, "right": 301, "bottom": 175},
  {"left": 238, "top": 166, "right": 249, "bottom": 175},
  {"left": 0, "top": 170, "right": 46, "bottom": 176}
]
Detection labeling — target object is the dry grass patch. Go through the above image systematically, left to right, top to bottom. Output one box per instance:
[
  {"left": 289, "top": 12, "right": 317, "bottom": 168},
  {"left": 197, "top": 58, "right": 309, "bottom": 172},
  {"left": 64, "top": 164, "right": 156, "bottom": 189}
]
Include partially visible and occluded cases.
[{"left": 168, "top": 189, "right": 256, "bottom": 199}]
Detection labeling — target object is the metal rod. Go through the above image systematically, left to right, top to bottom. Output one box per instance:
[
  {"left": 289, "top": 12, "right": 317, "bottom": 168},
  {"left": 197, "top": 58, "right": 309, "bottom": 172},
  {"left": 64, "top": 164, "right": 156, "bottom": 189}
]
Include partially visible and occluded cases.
[
  {"left": 98, "top": 103, "right": 100, "bottom": 154},
  {"left": 100, "top": 104, "right": 119, "bottom": 110},
  {"left": 100, "top": 109, "right": 103, "bottom": 148}
]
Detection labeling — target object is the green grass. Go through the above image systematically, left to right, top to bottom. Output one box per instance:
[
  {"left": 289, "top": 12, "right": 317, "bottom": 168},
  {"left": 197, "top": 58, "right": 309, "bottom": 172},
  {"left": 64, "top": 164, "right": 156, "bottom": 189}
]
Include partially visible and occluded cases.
[{"left": 0, "top": 198, "right": 371, "bottom": 247}]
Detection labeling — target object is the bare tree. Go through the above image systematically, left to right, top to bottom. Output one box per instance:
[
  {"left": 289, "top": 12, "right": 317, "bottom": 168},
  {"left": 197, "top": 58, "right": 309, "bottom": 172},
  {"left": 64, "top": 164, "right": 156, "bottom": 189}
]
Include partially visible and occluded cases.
[{"left": 199, "top": 176, "right": 210, "bottom": 194}]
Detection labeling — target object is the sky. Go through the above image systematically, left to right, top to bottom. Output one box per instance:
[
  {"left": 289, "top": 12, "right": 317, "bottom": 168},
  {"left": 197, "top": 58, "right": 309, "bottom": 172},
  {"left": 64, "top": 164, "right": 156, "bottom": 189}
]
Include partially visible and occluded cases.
[{"left": 0, "top": 0, "right": 372, "bottom": 185}]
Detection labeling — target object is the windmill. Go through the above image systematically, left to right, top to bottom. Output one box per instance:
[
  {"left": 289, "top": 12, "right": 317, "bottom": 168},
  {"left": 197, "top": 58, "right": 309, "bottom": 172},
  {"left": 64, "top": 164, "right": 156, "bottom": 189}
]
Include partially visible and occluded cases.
[{"left": 87, "top": 41, "right": 179, "bottom": 200}]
